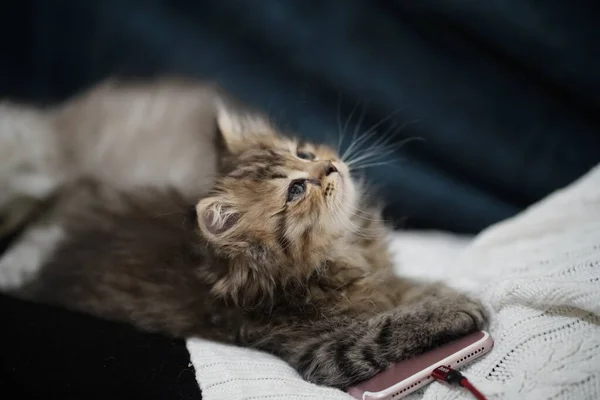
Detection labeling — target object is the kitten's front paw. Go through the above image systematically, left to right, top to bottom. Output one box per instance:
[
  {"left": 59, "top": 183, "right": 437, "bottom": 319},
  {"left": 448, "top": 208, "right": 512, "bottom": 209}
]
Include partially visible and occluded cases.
[
  {"left": 0, "top": 103, "right": 60, "bottom": 236},
  {"left": 418, "top": 292, "right": 488, "bottom": 343},
  {"left": 443, "top": 295, "right": 487, "bottom": 331}
]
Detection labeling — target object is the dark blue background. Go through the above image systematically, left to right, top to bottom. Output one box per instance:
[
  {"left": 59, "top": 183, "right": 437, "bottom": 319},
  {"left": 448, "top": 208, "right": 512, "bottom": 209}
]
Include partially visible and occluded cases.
[{"left": 1, "top": 0, "right": 599, "bottom": 233}]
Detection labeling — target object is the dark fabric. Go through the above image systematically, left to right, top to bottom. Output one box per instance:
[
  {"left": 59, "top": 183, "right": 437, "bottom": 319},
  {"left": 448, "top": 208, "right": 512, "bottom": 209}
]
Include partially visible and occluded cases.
[
  {"left": 1, "top": 0, "right": 599, "bottom": 234},
  {"left": 1, "top": 1, "right": 599, "bottom": 234},
  {"left": 0, "top": 293, "right": 201, "bottom": 400}
]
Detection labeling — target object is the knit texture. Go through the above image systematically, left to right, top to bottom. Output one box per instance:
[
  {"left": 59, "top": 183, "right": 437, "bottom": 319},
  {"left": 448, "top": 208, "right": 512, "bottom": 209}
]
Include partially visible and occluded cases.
[{"left": 189, "top": 164, "right": 600, "bottom": 400}]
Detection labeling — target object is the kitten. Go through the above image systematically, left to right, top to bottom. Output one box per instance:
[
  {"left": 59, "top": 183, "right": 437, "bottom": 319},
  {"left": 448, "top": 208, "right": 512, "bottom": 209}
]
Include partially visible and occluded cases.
[{"left": 5, "top": 104, "right": 487, "bottom": 389}]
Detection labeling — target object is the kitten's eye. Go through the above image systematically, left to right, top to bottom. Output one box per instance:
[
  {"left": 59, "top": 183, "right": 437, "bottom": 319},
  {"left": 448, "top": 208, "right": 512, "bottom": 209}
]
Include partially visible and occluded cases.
[
  {"left": 297, "top": 151, "right": 316, "bottom": 160},
  {"left": 287, "top": 180, "right": 306, "bottom": 202}
]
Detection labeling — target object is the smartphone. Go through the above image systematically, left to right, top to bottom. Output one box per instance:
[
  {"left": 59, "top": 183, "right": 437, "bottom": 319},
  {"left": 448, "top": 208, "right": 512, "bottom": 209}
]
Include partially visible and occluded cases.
[{"left": 347, "top": 331, "right": 494, "bottom": 400}]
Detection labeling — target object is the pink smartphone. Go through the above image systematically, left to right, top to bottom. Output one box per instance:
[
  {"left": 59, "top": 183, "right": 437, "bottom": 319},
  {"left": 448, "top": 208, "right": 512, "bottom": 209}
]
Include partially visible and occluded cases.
[{"left": 347, "top": 331, "right": 494, "bottom": 400}]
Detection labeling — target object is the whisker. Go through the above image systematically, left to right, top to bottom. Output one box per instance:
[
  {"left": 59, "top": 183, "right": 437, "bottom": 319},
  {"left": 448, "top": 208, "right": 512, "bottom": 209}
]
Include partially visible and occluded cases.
[
  {"left": 336, "top": 93, "right": 344, "bottom": 154},
  {"left": 343, "top": 100, "right": 360, "bottom": 143},
  {"left": 338, "top": 101, "right": 361, "bottom": 160},
  {"left": 341, "top": 103, "right": 368, "bottom": 161},
  {"left": 351, "top": 103, "right": 368, "bottom": 145},
  {"left": 343, "top": 108, "right": 405, "bottom": 162},
  {"left": 360, "top": 116, "right": 404, "bottom": 152},
  {"left": 343, "top": 118, "right": 384, "bottom": 162},
  {"left": 345, "top": 118, "right": 422, "bottom": 167},
  {"left": 369, "top": 119, "right": 420, "bottom": 151},
  {"left": 346, "top": 123, "right": 411, "bottom": 165},
  {"left": 347, "top": 136, "right": 424, "bottom": 169},
  {"left": 347, "top": 146, "right": 397, "bottom": 166},
  {"left": 349, "top": 161, "right": 397, "bottom": 170},
  {"left": 332, "top": 202, "right": 385, "bottom": 238},
  {"left": 341, "top": 203, "right": 386, "bottom": 223},
  {"left": 334, "top": 209, "right": 366, "bottom": 238},
  {"left": 348, "top": 211, "right": 385, "bottom": 223}
]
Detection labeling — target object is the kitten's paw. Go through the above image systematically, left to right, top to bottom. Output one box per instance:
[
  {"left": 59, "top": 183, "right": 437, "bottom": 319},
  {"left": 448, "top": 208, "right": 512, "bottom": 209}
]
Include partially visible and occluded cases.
[
  {"left": 0, "top": 105, "right": 61, "bottom": 234},
  {"left": 0, "top": 223, "right": 65, "bottom": 291},
  {"left": 405, "top": 282, "right": 487, "bottom": 329},
  {"left": 425, "top": 294, "right": 488, "bottom": 340},
  {"left": 444, "top": 295, "right": 487, "bottom": 331}
]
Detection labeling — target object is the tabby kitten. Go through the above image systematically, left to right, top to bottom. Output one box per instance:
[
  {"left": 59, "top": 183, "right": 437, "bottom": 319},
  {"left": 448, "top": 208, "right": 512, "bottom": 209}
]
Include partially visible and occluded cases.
[{"left": 8, "top": 103, "right": 487, "bottom": 389}]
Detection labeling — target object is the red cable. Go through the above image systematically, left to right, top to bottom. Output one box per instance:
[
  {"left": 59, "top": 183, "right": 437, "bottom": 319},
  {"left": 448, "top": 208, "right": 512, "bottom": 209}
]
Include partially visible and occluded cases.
[
  {"left": 432, "top": 366, "right": 488, "bottom": 400},
  {"left": 459, "top": 377, "right": 487, "bottom": 400}
]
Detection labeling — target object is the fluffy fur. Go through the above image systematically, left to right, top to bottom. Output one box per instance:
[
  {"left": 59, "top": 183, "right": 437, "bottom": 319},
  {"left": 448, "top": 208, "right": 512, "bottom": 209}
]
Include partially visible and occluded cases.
[
  {"left": 0, "top": 79, "right": 221, "bottom": 236},
  {"left": 0, "top": 80, "right": 487, "bottom": 389}
]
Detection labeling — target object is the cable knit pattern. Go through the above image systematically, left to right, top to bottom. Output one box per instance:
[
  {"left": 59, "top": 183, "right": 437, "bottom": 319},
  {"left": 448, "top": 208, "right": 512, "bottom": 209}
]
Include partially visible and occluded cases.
[{"left": 189, "top": 165, "right": 600, "bottom": 400}]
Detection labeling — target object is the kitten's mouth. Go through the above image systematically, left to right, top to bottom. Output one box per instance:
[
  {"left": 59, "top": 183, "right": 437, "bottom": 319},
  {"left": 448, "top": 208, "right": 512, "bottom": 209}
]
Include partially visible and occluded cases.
[
  {"left": 321, "top": 161, "right": 355, "bottom": 208},
  {"left": 332, "top": 161, "right": 347, "bottom": 180},
  {"left": 335, "top": 163, "right": 358, "bottom": 207},
  {"left": 335, "top": 170, "right": 344, "bottom": 187},
  {"left": 331, "top": 172, "right": 349, "bottom": 203}
]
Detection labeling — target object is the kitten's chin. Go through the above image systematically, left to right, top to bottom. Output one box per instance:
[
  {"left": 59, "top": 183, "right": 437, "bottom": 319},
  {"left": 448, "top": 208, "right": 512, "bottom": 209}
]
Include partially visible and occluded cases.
[
  {"left": 328, "top": 161, "right": 358, "bottom": 220},
  {"left": 343, "top": 166, "right": 359, "bottom": 199},
  {"left": 336, "top": 173, "right": 358, "bottom": 214}
]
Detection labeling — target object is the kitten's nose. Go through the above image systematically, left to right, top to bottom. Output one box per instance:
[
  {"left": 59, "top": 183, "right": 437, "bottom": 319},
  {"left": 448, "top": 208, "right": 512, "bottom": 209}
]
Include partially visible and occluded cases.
[{"left": 324, "top": 161, "right": 338, "bottom": 176}]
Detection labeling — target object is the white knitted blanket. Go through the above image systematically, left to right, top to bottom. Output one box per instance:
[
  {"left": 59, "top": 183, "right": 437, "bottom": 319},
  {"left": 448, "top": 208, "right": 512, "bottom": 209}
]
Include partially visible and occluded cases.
[{"left": 188, "top": 165, "right": 600, "bottom": 400}]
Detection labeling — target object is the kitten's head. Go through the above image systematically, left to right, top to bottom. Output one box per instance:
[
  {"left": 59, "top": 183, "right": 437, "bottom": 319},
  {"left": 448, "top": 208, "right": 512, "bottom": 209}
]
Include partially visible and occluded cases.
[{"left": 196, "top": 100, "right": 365, "bottom": 304}]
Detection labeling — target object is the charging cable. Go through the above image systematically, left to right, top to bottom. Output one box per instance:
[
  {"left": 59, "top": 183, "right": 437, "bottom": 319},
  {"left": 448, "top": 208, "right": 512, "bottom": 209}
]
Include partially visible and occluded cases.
[{"left": 432, "top": 365, "right": 487, "bottom": 400}]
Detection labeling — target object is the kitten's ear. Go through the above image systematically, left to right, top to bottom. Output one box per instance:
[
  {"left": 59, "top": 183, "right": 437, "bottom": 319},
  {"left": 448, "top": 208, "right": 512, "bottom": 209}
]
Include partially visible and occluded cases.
[
  {"left": 214, "top": 98, "right": 275, "bottom": 154},
  {"left": 195, "top": 196, "right": 241, "bottom": 240}
]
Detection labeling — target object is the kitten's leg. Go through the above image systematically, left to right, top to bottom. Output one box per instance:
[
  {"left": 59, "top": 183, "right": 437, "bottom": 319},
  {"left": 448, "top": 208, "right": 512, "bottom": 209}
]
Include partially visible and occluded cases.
[
  {"left": 0, "top": 103, "right": 65, "bottom": 235},
  {"left": 1, "top": 182, "right": 106, "bottom": 294},
  {"left": 0, "top": 222, "right": 65, "bottom": 291},
  {"left": 248, "top": 289, "right": 486, "bottom": 389}
]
